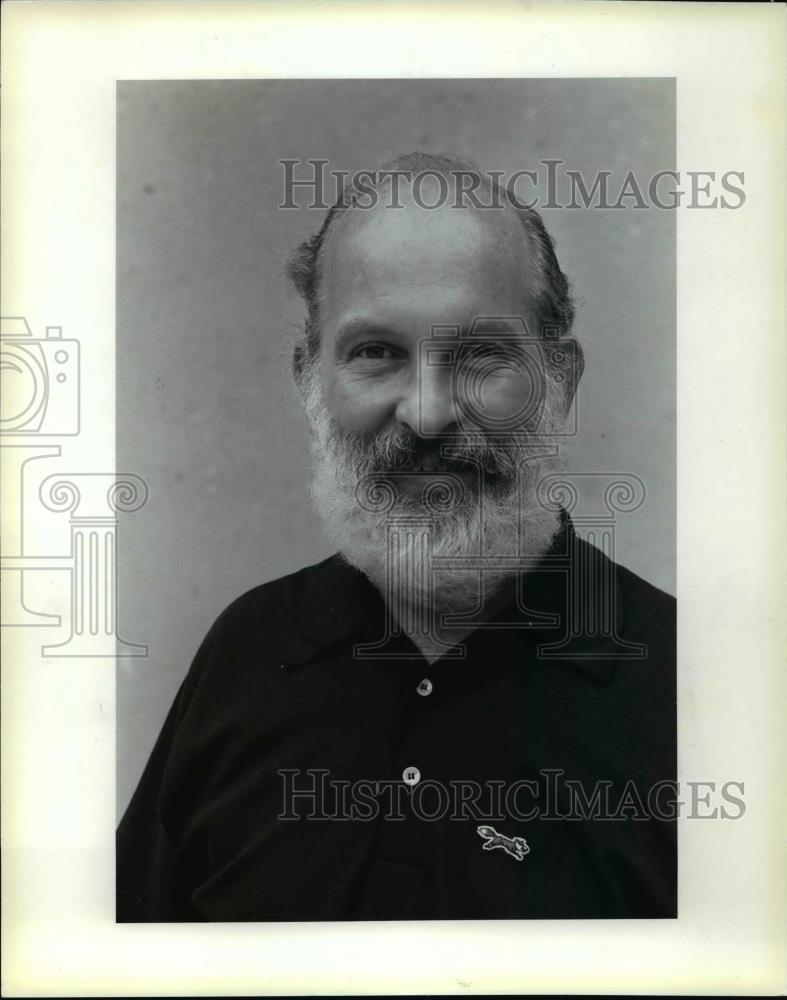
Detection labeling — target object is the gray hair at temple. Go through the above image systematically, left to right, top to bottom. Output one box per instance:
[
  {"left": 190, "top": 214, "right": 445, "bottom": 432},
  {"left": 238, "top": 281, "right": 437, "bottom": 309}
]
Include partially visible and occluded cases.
[{"left": 285, "top": 151, "right": 581, "bottom": 386}]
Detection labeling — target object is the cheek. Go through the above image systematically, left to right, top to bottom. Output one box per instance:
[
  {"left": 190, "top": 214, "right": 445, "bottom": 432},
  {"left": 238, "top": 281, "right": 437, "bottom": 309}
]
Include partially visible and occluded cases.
[{"left": 323, "top": 369, "right": 399, "bottom": 435}]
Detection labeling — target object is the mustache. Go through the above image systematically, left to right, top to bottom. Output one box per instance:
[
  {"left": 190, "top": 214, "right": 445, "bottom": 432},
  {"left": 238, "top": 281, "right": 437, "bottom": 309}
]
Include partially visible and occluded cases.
[{"left": 328, "top": 422, "right": 532, "bottom": 483}]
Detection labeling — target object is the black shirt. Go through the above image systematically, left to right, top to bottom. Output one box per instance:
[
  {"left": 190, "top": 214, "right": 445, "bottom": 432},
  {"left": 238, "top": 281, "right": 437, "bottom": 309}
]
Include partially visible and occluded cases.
[{"left": 117, "top": 515, "right": 676, "bottom": 921}]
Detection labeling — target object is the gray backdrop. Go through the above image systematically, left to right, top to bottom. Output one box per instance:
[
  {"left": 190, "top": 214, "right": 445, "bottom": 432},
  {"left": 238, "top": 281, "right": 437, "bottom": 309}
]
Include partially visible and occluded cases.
[{"left": 117, "top": 79, "right": 675, "bottom": 817}]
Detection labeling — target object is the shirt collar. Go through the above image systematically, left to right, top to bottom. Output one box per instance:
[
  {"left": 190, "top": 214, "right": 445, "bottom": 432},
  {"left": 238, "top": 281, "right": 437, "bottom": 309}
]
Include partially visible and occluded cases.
[
  {"left": 509, "top": 510, "right": 623, "bottom": 683},
  {"left": 282, "top": 511, "right": 625, "bottom": 684},
  {"left": 281, "top": 555, "right": 382, "bottom": 669}
]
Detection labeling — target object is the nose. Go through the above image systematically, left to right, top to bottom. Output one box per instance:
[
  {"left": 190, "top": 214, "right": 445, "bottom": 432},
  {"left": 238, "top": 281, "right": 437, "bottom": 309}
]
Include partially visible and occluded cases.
[{"left": 395, "top": 364, "right": 458, "bottom": 437}]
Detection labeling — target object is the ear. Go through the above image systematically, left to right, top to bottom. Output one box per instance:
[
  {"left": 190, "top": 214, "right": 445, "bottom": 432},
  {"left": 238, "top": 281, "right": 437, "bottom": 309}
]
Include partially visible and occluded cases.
[
  {"left": 545, "top": 336, "right": 584, "bottom": 427},
  {"left": 560, "top": 336, "right": 584, "bottom": 412}
]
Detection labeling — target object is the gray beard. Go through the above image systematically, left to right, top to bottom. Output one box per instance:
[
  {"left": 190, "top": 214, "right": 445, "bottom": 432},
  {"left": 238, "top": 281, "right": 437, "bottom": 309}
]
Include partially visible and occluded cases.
[{"left": 304, "top": 394, "right": 563, "bottom": 619}]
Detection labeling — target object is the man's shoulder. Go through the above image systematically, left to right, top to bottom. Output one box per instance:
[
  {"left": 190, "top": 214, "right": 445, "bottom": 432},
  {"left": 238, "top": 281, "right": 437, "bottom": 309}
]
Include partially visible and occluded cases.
[
  {"left": 575, "top": 532, "right": 673, "bottom": 598},
  {"left": 572, "top": 534, "right": 675, "bottom": 644},
  {"left": 208, "top": 553, "right": 374, "bottom": 653},
  {"left": 216, "top": 554, "right": 346, "bottom": 628},
  {"left": 228, "top": 554, "right": 338, "bottom": 605},
  {"left": 180, "top": 555, "right": 355, "bottom": 696},
  {"left": 614, "top": 556, "right": 675, "bottom": 616},
  {"left": 622, "top": 564, "right": 674, "bottom": 633}
]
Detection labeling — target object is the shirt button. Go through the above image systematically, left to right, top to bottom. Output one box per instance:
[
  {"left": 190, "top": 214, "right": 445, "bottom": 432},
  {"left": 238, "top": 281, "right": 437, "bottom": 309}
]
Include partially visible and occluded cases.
[
  {"left": 416, "top": 678, "right": 433, "bottom": 697},
  {"left": 402, "top": 766, "right": 421, "bottom": 787}
]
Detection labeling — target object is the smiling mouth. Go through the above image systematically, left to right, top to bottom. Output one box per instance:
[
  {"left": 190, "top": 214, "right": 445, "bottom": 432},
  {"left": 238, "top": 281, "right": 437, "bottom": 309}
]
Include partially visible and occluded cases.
[
  {"left": 400, "top": 457, "right": 506, "bottom": 475},
  {"left": 396, "top": 463, "right": 476, "bottom": 477},
  {"left": 393, "top": 466, "right": 494, "bottom": 497}
]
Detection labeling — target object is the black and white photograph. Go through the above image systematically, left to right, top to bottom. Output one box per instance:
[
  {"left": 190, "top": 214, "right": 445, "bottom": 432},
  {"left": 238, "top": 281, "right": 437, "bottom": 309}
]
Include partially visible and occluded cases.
[
  {"left": 2, "top": 2, "right": 784, "bottom": 995},
  {"left": 116, "top": 79, "right": 679, "bottom": 922}
]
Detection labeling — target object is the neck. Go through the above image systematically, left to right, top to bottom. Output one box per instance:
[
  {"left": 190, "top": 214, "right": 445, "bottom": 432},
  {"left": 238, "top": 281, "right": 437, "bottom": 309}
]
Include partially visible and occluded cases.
[{"left": 384, "top": 573, "right": 517, "bottom": 664}]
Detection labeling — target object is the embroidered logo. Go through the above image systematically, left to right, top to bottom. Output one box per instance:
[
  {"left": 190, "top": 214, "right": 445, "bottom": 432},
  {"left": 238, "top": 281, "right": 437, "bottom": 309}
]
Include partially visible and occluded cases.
[{"left": 476, "top": 824, "right": 530, "bottom": 861}]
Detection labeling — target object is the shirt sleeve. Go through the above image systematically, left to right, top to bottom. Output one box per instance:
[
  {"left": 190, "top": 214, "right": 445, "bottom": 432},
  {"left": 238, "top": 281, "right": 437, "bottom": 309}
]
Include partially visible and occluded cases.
[{"left": 116, "top": 619, "right": 221, "bottom": 922}]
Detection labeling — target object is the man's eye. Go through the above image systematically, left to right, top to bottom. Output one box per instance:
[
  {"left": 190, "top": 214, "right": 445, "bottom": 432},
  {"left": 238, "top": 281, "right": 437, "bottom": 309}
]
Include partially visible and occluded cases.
[{"left": 352, "top": 344, "right": 398, "bottom": 361}]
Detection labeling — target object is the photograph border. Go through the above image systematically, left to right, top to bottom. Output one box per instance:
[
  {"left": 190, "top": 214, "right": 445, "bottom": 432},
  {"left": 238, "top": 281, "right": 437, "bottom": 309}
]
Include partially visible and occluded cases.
[{"left": 2, "top": 1, "right": 785, "bottom": 995}]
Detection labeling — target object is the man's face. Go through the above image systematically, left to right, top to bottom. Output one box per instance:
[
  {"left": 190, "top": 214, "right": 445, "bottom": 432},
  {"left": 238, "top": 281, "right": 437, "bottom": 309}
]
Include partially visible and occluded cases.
[
  {"left": 301, "top": 188, "right": 567, "bottom": 609},
  {"left": 318, "top": 191, "right": 543, "bottom": 484}
]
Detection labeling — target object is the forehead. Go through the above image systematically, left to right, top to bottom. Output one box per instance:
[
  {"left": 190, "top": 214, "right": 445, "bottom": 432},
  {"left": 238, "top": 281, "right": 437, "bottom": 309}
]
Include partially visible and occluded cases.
[{"left": 318, "top": 192, "right": 533, "bottom": 336}]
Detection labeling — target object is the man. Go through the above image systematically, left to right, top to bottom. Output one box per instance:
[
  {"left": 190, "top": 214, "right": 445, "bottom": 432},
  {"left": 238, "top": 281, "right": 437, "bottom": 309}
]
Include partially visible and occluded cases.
[{"left": 117, "top": 153, "right": 676, "bottom": 921}]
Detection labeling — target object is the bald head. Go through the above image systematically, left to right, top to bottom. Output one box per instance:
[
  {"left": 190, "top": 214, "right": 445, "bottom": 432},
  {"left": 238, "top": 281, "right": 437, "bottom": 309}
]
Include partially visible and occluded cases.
[
  {"left": 287, "top": 153, "right": 577, "bottom": 385},
  {"left": 291, "top": 156, "right": 580, "bottom": 608},
  {"left": 319, "top": 178, "right": 538, "bottom": 357}
]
